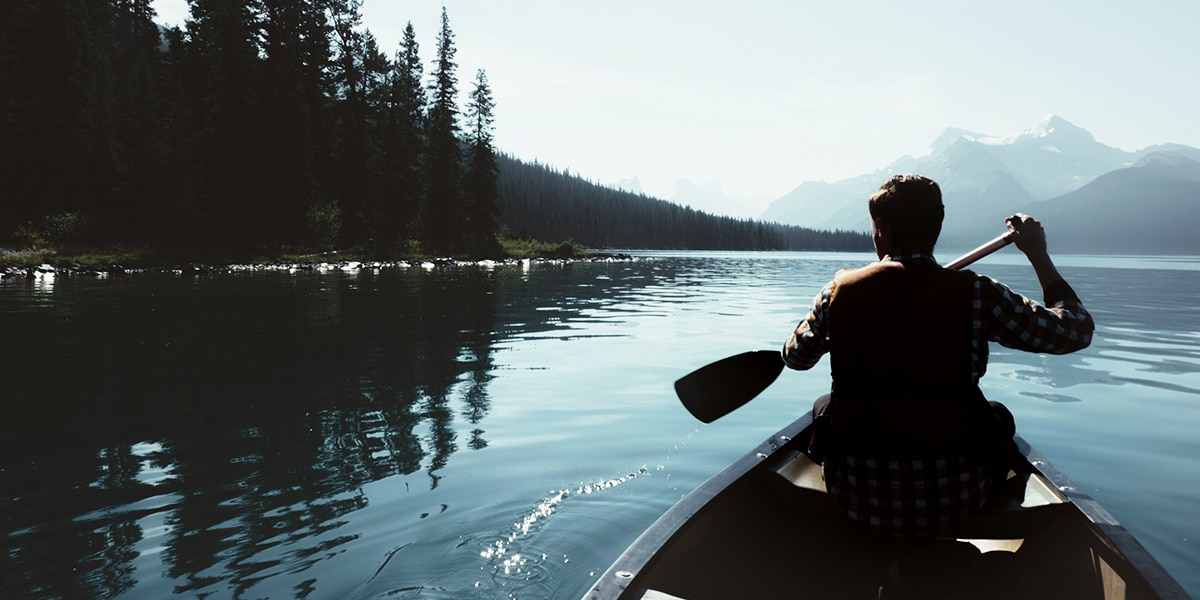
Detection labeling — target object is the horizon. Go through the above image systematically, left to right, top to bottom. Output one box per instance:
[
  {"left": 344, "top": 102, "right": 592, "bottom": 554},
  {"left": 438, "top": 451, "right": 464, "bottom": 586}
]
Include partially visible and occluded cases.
[{"left": 151, "top": 1, "right": 1200, "bottom": 213}]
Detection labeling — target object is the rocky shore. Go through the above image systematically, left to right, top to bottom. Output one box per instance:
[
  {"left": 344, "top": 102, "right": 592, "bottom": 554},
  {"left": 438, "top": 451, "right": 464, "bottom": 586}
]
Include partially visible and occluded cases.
[{"left": 0, "top": 252, "right": 638, "bottom": 281}]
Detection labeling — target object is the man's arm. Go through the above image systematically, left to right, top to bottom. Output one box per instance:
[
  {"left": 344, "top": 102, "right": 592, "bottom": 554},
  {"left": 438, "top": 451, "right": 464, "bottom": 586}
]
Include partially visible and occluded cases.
[
  {"left": 987, "top": 214, "right": 1094, "bottom": 354},
  {"left": 783, "top": 281, "right": 833, "bottom": 370}
]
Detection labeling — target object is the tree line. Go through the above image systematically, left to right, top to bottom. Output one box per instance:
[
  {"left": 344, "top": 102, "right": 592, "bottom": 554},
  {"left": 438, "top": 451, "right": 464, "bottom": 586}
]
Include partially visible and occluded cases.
[
  {"left": 0, "top": 0, "right": 867, "bottom": 257},
  {"left": 1, "top": 0, "right": 499, "bottom": 256},
  {"left": 497, "top": 156, "right": 869, "bottom": 251}
]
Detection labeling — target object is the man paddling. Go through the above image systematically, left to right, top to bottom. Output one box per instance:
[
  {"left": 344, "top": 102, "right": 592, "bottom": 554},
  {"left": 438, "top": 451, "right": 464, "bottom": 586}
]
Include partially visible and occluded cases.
[{"left": 783, "top": 174, "right": 1094, "bottom": 536}]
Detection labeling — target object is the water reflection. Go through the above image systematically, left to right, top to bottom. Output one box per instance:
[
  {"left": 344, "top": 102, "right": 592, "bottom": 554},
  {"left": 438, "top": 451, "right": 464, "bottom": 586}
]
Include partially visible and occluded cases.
[
  {"left": 6, "top": 255, "right": 1197, "bottom": 599},
  {"left": 0, "top": 260, "right": 668, "bottom": 598},
  {"left": 33, "top": 269, "right": 55, "bottom": 295}
]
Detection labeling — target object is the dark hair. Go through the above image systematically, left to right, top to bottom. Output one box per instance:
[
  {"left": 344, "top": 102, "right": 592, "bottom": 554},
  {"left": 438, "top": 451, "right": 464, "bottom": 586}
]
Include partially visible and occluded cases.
[{"left": 868, "top": 174, "right": 944, "bottom": 249}]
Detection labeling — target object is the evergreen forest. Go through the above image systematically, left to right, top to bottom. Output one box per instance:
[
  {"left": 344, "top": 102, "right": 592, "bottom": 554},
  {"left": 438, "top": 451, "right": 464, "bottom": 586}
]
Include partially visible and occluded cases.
[
  {"left": 0, "top": 1, "right": 869, "bottom": 258},
  {"left": 497, "top": 155, "right": 868, "bottom": 251}
]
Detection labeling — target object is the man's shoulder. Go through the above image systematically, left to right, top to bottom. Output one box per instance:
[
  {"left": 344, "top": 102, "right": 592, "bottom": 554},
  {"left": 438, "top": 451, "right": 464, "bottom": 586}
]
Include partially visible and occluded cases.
[{"left": 833, "top": 261, "right": 900, "bottom": 283}]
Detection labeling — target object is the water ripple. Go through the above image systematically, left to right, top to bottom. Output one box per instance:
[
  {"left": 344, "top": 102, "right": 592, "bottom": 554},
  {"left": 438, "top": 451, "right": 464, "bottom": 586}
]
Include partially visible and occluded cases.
[{"left": 478, "top": 466, "right": 652, "bottom": 582}]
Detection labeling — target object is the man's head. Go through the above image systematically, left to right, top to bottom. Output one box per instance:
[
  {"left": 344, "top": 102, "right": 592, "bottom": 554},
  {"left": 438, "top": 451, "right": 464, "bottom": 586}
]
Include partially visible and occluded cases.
[{"left": 868, "top": 174, "right": 943, "bottom": 257}]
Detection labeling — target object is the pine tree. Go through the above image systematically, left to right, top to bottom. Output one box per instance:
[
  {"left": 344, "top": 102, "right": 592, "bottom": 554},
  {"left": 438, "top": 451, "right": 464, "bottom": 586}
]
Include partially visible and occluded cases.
[
  {"left": 0, "top": 0, "right": 38, "bottom": 241},
  {"left": 1, "top": 0, "right": 118, "bottom": 246},
  {"left": 107, "top": 0, "right": 171, "bottom": 245},
  {"left": 186, "top": 0, "right": 265, "bottom": 250},
  {"left": 258, "top": 0, "right": 330, "bottom": 248},
  {"left": 296, "top": 0, "right": 338, "bottom": 248},
  {"left": 329, "top": 0, "right": 365, "bottom": 244},
  {"left": 422, "top": 7, "right": 462, "bottom": 254},
  {"left": 377, "top": 22, "right": 426, "bottom": 249},
  {"left": 155, "top": 23, "right": 205, "bottom": 249},
  {"left": 357, "top": 31, "right": 390, "bottom": 243},
  {"left": 463, "top": 69, "right": 500, "bottom": 255}
]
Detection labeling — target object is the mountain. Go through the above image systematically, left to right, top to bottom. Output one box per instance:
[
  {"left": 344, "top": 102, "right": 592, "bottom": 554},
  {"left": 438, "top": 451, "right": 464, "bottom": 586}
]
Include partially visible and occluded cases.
[
  {"left": 761, "top": 115, "right": 1199, "bottom": 250},
  {"left": 1000, "top": 151, "right": 1200, "bottom": 254},
  {"left": 753, "top": 173, "right": 881, "bottom": 228},
  {"left": 612, "top": 177, "right": 645, "bottom": 194},
  {"left": 668, "top": 179, "right": 771, "bottom": 219}
]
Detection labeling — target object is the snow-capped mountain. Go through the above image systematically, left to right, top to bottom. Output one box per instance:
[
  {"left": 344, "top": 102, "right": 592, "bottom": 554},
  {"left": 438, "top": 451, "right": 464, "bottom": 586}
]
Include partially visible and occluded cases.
[{"left": 760, "top": 115, "right": 1199, "bottom": 249}]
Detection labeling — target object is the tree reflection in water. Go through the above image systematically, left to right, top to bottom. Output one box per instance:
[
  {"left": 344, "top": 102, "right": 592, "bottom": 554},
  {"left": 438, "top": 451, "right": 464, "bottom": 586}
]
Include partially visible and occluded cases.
[{"left": 0, "top": 262, "right": 581, "bottom": 598}]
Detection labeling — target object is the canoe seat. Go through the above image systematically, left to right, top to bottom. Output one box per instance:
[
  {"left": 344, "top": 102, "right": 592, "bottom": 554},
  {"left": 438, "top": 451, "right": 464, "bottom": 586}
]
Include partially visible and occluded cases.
[
  {"left": 766, "top": 447, "right": 1075, "bottom": 540},
  {"left": 766, "top": 447, "right": 827, "bottom": 492},
  {"left": 954, "top": 467, "right": 1073, "bottom": 540},
  {"left": 629, "top": 589, "right": 686, "bottom": 600}
]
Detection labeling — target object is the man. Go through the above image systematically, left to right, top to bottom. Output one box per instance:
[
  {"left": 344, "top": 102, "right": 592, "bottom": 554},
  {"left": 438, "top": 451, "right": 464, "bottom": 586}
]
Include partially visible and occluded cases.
[{"left": 783, "top": 174, "right": 1094, "bottom": 537}]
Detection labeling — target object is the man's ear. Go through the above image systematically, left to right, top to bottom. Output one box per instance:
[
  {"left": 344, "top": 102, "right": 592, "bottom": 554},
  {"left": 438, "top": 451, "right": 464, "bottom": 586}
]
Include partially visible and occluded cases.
[{"left": 872, "top": 220, "right": 892, "bottom": 258}]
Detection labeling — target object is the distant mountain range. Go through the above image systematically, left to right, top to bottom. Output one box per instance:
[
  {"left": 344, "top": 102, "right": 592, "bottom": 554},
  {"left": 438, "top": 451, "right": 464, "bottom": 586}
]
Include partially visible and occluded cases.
[
  {"left": 760, "top": 115, "right": 1200, "bottom": 253},
  {"left": 611, "top": 177, "right": 772, "bottom": 220}
]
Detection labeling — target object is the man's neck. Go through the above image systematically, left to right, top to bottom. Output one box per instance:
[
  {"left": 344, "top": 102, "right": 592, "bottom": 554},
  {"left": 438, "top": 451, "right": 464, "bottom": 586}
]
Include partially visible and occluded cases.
[{"left": 885, "top": 248, "right": 936, "bottom": 262}]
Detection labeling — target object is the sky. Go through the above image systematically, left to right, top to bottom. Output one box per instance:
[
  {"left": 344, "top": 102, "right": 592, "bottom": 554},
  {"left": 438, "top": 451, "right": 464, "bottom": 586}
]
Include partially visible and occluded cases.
[{"left": 151, "top": 0, "right": 1200, "bottom": 213}]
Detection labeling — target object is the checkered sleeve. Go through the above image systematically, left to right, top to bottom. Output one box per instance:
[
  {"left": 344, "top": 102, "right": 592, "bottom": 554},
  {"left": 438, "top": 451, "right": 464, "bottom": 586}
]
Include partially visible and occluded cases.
[
  {"left": 979, "top": 275, "right": 1094, "bottom": 354},
  {"left": 783, "top": 280, "right": 833, "bottom": 370}
]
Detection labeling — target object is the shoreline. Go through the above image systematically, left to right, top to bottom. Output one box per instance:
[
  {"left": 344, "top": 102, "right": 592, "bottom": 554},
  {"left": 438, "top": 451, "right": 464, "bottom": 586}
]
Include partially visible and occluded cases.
[
  {"left": 0, "top": 239, "right": 636, "bottom": 280},
  {"left": 0, "top": 252, "right": 638, "bottom": 281}
]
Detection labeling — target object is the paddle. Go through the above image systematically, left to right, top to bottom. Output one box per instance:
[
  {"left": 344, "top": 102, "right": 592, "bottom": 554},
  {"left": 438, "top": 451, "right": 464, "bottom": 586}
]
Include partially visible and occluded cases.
[{"left": 675, "top": 226, "right": 1019, "bottom": 423}]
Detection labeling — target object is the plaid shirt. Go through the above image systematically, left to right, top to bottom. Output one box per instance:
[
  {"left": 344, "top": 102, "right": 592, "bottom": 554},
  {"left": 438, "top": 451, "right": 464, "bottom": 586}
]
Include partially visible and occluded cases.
[
  {"left": 784, "top": 253, "right": 1094, "bottom": 536},
  {"left": 823, "top": 451, "right": 990, "bottom": 536}
]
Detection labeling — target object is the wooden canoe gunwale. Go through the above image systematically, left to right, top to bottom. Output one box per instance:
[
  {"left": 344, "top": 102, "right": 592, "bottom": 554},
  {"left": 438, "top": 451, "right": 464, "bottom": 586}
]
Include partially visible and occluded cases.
[{"left": 581, "top": 412, "right": 1189, "bottom": 600}]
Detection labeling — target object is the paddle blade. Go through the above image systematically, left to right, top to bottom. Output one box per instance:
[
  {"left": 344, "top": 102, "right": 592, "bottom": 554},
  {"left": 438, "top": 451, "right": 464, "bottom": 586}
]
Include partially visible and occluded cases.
[{"left": 675, "top": 350, "right": 785, "bottom": 423}]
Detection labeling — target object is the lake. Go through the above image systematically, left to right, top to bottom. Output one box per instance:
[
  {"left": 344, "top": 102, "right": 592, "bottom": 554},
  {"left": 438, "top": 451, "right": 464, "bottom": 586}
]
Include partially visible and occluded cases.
[{"left": 2, "top": 251, "right": 1197, "bottom": 599}]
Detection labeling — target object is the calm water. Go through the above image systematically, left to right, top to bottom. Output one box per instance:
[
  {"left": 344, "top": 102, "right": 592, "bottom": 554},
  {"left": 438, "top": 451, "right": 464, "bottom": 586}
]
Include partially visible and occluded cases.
[{"left": 1, "top": 252, "right": 1197, "bottom": 599}]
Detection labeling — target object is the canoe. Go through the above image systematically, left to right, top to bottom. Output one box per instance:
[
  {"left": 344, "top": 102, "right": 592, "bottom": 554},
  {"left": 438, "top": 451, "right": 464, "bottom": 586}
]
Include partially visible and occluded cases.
[{"left": 582, "top": 412, "right": 1188, "bottom": 600}]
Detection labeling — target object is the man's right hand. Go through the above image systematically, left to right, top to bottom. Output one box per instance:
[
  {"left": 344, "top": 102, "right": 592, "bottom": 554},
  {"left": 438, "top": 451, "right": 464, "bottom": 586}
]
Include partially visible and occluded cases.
[
  {"left": 1007, "top": 213, "right": 1049, "bottom": 259},
  {"left": 1007, "top": 213, "right": 1063, "bottom": 289}
]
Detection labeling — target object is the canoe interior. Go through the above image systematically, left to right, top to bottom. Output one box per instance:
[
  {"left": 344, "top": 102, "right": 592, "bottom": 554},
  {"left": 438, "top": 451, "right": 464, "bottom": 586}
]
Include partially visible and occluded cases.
[{"left": 584, "top": 415, "right": 1187, "bottom": 600}]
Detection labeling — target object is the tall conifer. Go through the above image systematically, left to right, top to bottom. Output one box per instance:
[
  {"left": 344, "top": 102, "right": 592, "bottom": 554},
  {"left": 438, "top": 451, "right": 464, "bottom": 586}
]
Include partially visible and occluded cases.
[
  {"left": 1, "top": 0, "right": 117, "bottom": 245},
  {"left": 105, "top": 0, "right": 166, "bottom": 244},
  {"left": 186, "top": 0, "right": 265, "bottom": 250},
  {"left": 259, "top": 0, "right": 331, "bottom": 247},
  {"left": 423, "top": 7, "right": 462, "bottom": 254},
  {"left": 378, "top": 22, "right": 426, "bottom": 247},
  {"left": 463, "top": 69, "right": 500, "bottom": 255}
]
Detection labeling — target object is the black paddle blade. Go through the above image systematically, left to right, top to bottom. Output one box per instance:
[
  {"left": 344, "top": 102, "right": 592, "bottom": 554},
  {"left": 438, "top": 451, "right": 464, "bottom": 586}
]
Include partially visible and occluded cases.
[{"left": 675, "top": 350, "right": 785, "bottom": 423}]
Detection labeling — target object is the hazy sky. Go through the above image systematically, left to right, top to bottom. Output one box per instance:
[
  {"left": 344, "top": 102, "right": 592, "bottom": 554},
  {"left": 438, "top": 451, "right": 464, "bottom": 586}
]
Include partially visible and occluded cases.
[{"left": 152, "top": 0, "right": 1200, "bottom": 207}]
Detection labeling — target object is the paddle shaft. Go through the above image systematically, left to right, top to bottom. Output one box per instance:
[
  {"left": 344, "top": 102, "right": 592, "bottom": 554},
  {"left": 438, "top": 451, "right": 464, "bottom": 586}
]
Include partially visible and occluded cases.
[
  {"left": 675, "top": 222, "right": 1021, "bottom": 422},
  {"left": 942, "top": 231, "right": 1015, "bottom": 270}
]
